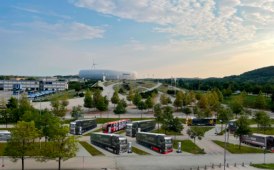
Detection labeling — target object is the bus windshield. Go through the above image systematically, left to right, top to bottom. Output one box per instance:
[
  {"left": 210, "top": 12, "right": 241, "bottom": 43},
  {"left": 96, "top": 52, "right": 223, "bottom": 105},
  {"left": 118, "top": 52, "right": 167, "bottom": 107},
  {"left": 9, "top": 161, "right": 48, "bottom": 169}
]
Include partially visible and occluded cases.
[{"left": 165, "top": 139, "right": 172, "bottom": 144}]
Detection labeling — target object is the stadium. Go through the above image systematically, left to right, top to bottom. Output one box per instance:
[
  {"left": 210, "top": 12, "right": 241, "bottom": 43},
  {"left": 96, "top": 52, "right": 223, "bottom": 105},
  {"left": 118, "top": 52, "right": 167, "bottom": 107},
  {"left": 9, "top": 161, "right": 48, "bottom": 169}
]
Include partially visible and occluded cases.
[{"left": 79, "top": 69, "right": 136, "bottom": 80}]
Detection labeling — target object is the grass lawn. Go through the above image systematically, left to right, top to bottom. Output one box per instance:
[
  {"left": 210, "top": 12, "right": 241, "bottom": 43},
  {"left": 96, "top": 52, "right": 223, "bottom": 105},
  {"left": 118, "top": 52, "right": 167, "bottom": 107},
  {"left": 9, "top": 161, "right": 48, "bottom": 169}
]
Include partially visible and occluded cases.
[
  {"left": 36, "top": 90, "right": 77, "bottom": 102},
  {"left": 190, "top": 126, "right": 214, "bottom": 133},
  {"left": 251, "top": 127, "right": 274, "bottom": 135},
  {"left": 151, "top": 128, "right": 182, "bottom": 135},
  {"left": 115, "top": 130, "right": 125, "bottom": 134},
  {"left": 173, "top": 140, "right": 205, "bottom": 154},
  {"left": 213, "top": 140, "right": 265, "bottom": 153},
  {"left": 79, "top": 141, "right": 104, "bottom": 156},
  {"left": 0, "top": 143, "right": 7, "bottom": 156},
  {"left": 132, "top": 146, "right": 150, "bottom": 155},
  {"left": 251, "top": 164, "right": 274, "bottom": 169}
]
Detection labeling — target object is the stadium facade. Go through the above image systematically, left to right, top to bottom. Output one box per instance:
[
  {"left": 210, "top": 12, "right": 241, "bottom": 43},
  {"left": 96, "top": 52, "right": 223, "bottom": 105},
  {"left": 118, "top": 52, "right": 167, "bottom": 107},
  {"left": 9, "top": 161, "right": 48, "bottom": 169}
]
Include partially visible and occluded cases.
[{"left": 79, "top": 69, "right": 136, "bottom": 80}]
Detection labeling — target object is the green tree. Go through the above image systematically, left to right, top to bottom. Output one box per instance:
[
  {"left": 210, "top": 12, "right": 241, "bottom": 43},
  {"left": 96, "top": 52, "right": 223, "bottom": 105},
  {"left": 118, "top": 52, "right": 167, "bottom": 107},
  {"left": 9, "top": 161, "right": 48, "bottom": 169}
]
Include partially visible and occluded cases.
[
  {"left": 126, "top": 89, "right": 135, "bottom": 104},
  {"left": 83, "top": 90, "right": 94, "bottom": 109},
  {"left": 111, "top": 91, "right": 120, "bottom": 107},
  {"left": 173, "top": 91, "right": 184, "bottom": 110},
  {"left": 255, "top": 91, "right": 267, "bottom": 109},
  {"left": 133, "top": 93, "right": 142, "bottom": 107},
  {"left": 160, "top": 94, "right": 171, "bottom": 105},
  {"left": 198, "top": 94, "right": 208, "bottom": 110},
  {"left": 95, "top": 95, "right": 109, "bottom": 111},
  {"left": 229, "top": 95, "right": 244, "bottom": 117},
  {"left": 145, "top": 96, "right": 154, "bottom": 111},
  {"left": 6, "top": 97, "right": 18, "bottom": 110},
  {"left": 0, "top": 98, "right": 10, "bottom": 127},
  {"left": 51, "top": 100, "right": 67, "bottom": 117},
  {"left": 114, "top": 100, "right": 127, "bottom": 119},
  {"left": 137, "top": 101, "right": 147, "bottom": 119},
  {"left": 153, "top": 104, "right": 163, "bottom": 131},
  {"left": 71, "top": 105, "right": 83, "bottom": 119},
  {"left": 161, "top": 106, "right": 183, "bottom": 134},
  {"left": 182, "top": 107, "right": 192, "bottom": 118},
  {"left": 217, "top": 107, "right": 233, "bottom": 131},
  {"left": 254, "top": 111, "right": 271, "bottom": 133},
  {"left": 234, "top": 115, "right": 251, "bottom": 149},
  {"left": 5, "top": 121, "right": 40, "bottom": 170},
  {"left": 44, "top": 124, "right": 78, "bottom": 170},
  {"left": 187, "top": 127, "right": 205, "bottom": 144}
]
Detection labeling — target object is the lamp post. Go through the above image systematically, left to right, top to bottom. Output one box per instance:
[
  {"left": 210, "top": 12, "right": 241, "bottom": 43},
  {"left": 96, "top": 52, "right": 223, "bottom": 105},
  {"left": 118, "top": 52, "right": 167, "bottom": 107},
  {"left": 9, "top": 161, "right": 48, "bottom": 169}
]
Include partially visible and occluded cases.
[{"left": 223, "top": 122, "right": 228, "bottom": 170}]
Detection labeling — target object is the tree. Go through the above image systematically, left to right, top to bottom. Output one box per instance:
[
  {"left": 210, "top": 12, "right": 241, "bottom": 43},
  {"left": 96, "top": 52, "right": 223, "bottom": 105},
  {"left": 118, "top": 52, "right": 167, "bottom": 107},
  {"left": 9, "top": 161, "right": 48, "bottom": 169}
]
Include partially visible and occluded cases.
[
  {"left": 127, "top": 89, "right": 134, "bottom": 104},
  {"left": 84, "top": 90, "right": 94, "bottom": 109},
  {"left": 111, "top": 91, "right": 120, "bottom": 107},
  {"left": 173, "top": 91, "right": 184, "bottom": 110},
  {"left": 255, "top": 91, "right": 267, "bottom": 109},
  {"left": 133, "top": 93, "right": 142, "bottom": 107},
  {"left": 160, "top": 94, "right": 171, "bottom": 105},
  {"left": 198, "top": 94, "right": 208, "bottom": 110},
  {"left": 229, "top": 95, "right": 243, "bottom": 117},
  {"left": 95, "top": 96, "right": 109, "bottom": 111},
  {"left": 145, "top": 96, "right": 154, "bottom": 111},
  {"left": 6, "top": 97, "right": 18, "bottom": 110},
  {"left": 0, "top": 98, "right": 10, "bottom": 127},
  {"left": 51, "top": 100, "right": 67, "bottom": 117},
  {"left": 114, "top": 100, "right": 127, "bottom": 119},
  {"left": 137, "top": 101, "right": 147, "bottom": 119},
  {"left": 153, "top": 104, "right": 163, "bottom": 131},
  {"left": 71, "top": 105, "right": 83, "bottom": 119},
  {"left": 161, "top": 106, "right": 183, "bottom": 134},
  {"left": 182, "top": 107, "right": 192, "bottom": 118},
  {"left": 217, "top": 107, "right": 233, "bottom": 131},
  {"left": 254, "top": 111, "right": 271, "bottom": 133},
  {"left": 234, "top": 115, "right": 251, "bottom": 149},
  {"left": 5, "top": 121, "right": 40, "bottom": 170},
  {"left": 44, "top": 123, "right": 78, "bottom": 170},
  {"left": 187, "top": 127, "right": 205, "bottom": 144}
]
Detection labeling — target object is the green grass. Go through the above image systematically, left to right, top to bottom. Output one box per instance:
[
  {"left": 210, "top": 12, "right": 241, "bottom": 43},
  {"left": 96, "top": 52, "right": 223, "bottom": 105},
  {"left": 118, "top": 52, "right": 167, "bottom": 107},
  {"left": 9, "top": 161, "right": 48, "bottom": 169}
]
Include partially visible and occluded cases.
[
  {"left": 35, "top": 90, "right": 77, "bottom": 102},
  {"left": 190, "top": 126, "right": 214, "bottom": 133},
  {"left": 251, "top": 127, "right": 274, "bottom": 135},
  {"left": 151, "top": 128, "right": 182, "bottom": 135},
  {"left": 115, "top": 130, "right": 125, "bottom": 134},
  {"left": 173, "top": 140, "right": 205, "bottom": 154},
  {"left": 213, "top": 140, "right": 265, "bottom": 153},
  {"left": 79, "top": 141, "right": 104, "bottom": 156},
  {"left": 0, "top": 143, "right": 7, "bottom": 156},
  {"left": 132, "top": 146, "right": 150, "bottom": 155},
  {"left": 251, "top": 164, "right": 274, "bottom": 169}
]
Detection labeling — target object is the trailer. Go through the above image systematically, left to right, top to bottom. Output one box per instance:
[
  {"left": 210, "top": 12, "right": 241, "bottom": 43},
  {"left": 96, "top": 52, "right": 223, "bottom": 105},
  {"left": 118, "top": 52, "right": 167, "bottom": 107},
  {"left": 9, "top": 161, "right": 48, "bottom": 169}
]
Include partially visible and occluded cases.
[
  {"left": 186, "top": 118, "right": 216, "bottom": 126},
  {"left": 70, "top": 119, "right": 97, "bottom": 135},
  {"left": 102, "top": 119, "right": 131, "bottom": 133},
  {"left": 126, "top": 120, "right": 156, "bottom": 137},
  {"left": 136, "top": 132, "right": 173, "bottom": 154},
  {"left": 90, "top": 133, "right": 128, "bottom": 154},
  {"left": 242, "top": 133, "right": 274, "bottom": 152}
]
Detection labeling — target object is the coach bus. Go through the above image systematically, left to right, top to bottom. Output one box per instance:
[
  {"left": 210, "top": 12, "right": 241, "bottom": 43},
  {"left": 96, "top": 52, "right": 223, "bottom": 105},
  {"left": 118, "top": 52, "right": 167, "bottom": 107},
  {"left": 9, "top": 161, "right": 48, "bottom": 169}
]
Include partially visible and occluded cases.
[{"left": 102, "top": 119, "right": 131, "bottom": 133}]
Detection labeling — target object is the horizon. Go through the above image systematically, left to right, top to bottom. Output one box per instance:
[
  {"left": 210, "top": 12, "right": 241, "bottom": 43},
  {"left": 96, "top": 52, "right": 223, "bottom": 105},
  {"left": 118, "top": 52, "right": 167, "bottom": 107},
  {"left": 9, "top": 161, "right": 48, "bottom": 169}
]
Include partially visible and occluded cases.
[{"left": 1, "top": 1, "right": 274, "bottom": 78}]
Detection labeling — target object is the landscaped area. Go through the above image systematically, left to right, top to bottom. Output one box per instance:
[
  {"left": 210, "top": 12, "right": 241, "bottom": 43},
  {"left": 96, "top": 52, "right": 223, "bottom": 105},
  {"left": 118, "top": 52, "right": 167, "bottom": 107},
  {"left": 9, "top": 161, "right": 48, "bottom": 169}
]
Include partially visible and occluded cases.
[
  {"left": 190, "top": 126, "right": 214, "bottom": 133},
  {"left": 251, "top": 127, "right": 274, "bottom": 135},
  {"left": 151, "top": 128, "right": 182, "bottom": 135},
  {"left": 173, "top": 140, "right": 205, "bottom": 154},
  {"left": 213, "top": 140, "right": 265, "bottom": 153},
  {"left": 79, "top": 141, "right": 104, "bottom": 156},
  {"left": 0, "top": 143, "right": 7, "bottom": 156},
  {"left": 132, "top": 146, "right": 150, "bottom": 155},
  {"left": 251, "top": 163, "right": 274, "bottom": 169}
]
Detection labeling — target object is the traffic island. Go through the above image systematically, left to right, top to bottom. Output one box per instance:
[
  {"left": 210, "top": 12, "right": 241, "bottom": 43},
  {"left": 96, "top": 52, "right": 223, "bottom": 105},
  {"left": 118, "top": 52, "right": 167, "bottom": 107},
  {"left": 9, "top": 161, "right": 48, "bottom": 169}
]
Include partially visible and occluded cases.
[
  {"left": 173, "top": 140, "right": 205, "bottom": 154},
  {"left": 212, "top": 140, "right": 266, "bottom": 153},
  {"left": 79, "top": 141, "right": 104, "bottom": 156},
  {"left": 131, "top": 146, "right": 150, "bottom": 155},
  {"left": 251, "top": 163, "right": 274, "bottom": 169}
]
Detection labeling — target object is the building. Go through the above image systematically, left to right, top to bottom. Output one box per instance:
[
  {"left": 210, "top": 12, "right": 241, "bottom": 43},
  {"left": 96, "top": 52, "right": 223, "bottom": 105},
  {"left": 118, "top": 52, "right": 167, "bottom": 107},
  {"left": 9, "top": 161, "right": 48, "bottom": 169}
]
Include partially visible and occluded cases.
[
  {"left": 79, "top": 69, "right": 136, "bottom": 80},
  {"left": 0, "top": 78, "right": 68, "bottom": 91}
]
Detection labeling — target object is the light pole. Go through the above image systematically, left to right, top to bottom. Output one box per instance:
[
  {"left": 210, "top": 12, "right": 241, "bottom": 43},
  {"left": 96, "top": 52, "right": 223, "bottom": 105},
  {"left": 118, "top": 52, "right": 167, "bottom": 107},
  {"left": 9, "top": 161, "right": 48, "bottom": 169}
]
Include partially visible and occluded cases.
[
  {"left": 224, "top": 122, "right": 228, "bottom": 170},
  {"left": 264, "top": 137, "right": 266, "bottom": 164}
]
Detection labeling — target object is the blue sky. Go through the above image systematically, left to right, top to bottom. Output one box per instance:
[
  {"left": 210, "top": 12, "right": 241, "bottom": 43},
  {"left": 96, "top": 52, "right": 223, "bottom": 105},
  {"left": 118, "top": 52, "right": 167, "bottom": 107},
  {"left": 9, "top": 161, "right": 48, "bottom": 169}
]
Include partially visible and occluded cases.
[{"left": 0, "top": 0, "right": 274, "bottom": 78}]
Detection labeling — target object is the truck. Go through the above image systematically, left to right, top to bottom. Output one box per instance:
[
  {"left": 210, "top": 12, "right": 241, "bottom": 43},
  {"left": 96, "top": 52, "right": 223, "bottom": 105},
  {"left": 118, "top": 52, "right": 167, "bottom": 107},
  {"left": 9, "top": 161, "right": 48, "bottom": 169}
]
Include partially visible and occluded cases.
[
  {"left": 186, "top": 118, "right": 216, "bottom": 126},
  {"left": 70, "top": 119, "right": 97, "bottom": 135},
  {"left": 102, "top": 119, "right": 131, "bottom": 133},
  {"left": 126, "top": 120, "right": 156, "bottom": 137},
  {"left": 0, "top": 130, "right": 11, "bottom": 141},
  {"left": 136, "top": 132, "right": 173, "bottom": 154},
  {"left": 90, "top": 133, "right": 128, "bottom": 154},
  {"left": 242, "top": 133, "right": 274, "bottom": 152}
]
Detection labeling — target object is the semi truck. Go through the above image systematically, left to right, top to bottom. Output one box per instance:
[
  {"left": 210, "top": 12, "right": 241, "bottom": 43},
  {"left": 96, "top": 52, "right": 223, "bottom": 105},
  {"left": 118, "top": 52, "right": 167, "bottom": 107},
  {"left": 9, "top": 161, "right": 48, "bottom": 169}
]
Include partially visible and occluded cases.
[
  {"left": 186, "top": 118, "right": 216, "bottom": 126},
  {"left": 70, "top": 119, "right": 97, "bottom": 135},
  {"left": 102, "top": 119, "right": 131, "bottom": 133},
  {"left": 126, "top": 120, "right": 156, "bottom": 137},
  {"left": 90, "top": 132, "right": 128, "bottom": 154},
  {"left": 136, "top": 132, "right": 173, "bottom": 154},
  {"left": 242, "top": 133, "right": 274, "bottom": 152}
]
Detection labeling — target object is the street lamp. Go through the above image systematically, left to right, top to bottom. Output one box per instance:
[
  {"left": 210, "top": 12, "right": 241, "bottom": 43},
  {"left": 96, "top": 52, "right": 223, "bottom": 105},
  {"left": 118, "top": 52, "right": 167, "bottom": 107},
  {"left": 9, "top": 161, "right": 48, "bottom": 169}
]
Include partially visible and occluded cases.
[{"left": 224, "top": 123, "right": 228, "bottom": 170}]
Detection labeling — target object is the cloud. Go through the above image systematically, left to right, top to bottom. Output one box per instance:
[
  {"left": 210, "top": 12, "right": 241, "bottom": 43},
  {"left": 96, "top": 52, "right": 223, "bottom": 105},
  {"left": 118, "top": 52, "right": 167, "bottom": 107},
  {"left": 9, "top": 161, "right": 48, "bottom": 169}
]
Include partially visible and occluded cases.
[
  {"left": 73, "top": 0, "right": 274, "bottom": 43},
  {"left": 16, "top": 21, "right": 105, "bottom": 40}
]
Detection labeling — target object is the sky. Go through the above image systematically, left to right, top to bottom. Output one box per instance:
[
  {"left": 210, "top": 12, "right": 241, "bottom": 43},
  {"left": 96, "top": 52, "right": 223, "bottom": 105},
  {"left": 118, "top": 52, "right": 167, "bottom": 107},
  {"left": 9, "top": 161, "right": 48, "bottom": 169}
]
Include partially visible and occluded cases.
[{"left": 0, "top": 0, "right": 274, "bottom": 78}]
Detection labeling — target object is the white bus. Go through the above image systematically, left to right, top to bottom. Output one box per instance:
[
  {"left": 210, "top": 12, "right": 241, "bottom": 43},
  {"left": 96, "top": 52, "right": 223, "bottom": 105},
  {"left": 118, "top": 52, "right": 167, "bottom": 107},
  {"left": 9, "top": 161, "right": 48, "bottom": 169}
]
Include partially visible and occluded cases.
[{"left": 0, "top": 130, "right": 11, "bottom": 141}]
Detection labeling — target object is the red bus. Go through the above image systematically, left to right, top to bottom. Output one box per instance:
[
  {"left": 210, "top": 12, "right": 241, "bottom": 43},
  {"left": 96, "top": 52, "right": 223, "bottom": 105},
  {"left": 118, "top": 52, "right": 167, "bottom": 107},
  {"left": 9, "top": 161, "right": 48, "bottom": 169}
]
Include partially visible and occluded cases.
[{"left": 102, "top": 119, "right": 131, "bottom": 133}]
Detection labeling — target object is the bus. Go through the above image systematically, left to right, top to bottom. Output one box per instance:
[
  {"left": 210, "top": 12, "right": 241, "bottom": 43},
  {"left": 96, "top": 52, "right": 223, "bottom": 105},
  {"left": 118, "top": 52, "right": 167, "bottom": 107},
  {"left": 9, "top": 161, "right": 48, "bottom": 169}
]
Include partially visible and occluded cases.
[
  {"left": 186, "top": 117, "right": 216, "bottom": 126},
  {"left": 70, "top": 119, "right": 97, "bottom": 135},
  {"left": 102, "top": 119, "right": 131, "bottom": 133}
]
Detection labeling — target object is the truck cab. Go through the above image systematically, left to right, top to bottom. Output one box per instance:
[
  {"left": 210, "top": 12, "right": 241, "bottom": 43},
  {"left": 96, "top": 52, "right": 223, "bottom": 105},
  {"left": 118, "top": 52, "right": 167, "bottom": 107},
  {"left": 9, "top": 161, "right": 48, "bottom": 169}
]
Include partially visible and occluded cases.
[
  {"left": 126, "top": 123, "right": 133, "bottom": 137},
  {"left": 118, "top": 137, "right": 128, "bottom": 153},
  {"left": 163, "top": 137, "right": 173, "bottom": 154}
]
